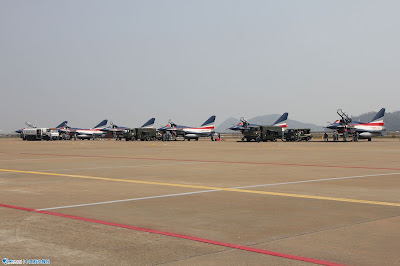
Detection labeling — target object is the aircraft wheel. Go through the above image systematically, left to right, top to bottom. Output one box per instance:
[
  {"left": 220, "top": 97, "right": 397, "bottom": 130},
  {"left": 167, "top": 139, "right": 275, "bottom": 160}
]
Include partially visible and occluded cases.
[{"left": 368, "top": 137, "right": 372, "bottom": 141}]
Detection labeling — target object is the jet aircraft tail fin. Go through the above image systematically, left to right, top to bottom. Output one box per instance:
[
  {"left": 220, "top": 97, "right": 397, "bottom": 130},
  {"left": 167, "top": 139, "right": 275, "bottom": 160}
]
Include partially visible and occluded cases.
[
  {"left": 369, "top": 108, "right": 385, "bottom": 124},
  {"left": 272, "top": 112, "right": 288, "bottom": 128},
  {"left": 200, "top": 115, "right": 216, "bottom": 128},
  {"left": 141, "top": 118, "right": 155, "bottom": 128},
  {"left": 94, "top": 119, "right": 108, "bottom": 128},
  {"left": 56, "top": 121, "right": 68, "bottom": 128}
]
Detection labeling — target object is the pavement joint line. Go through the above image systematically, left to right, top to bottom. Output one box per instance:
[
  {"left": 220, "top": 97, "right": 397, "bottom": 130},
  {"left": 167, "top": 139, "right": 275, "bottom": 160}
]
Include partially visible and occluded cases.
[
  {"left": 3, "top": 151, "right": 400, "bottom": 171},
  {"left": 0, "top": 158, "right": 93, "bottom": 162},
  {"left": 34, "top": 161, "right": 213, "bottom": 172},
  {"left": 0, "top": 162, "right": 214, "bottom": 175},
  {"left": 1, "top": 168, "right": 400, "bottom": 208},
  {"left": 37, "top": 172, "right": 400, "bottom": 211},
  {"left": 0, "top": 203, "right": 345, "bottom": 266},
  {"left": 248, "top": 213, "right": 400, "bottom": 247}
]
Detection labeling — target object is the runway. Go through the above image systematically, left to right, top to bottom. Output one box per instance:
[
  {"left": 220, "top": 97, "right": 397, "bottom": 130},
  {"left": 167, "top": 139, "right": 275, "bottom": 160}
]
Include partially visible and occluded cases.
[{"left": 1, "top": 138, "right": 399, "bottom": 265}]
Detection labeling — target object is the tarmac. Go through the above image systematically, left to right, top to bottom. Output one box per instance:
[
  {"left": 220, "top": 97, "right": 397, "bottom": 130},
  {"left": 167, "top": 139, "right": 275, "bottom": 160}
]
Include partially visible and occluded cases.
[{"left": 1, "top": 138, "right": 399, "bottom": 265}]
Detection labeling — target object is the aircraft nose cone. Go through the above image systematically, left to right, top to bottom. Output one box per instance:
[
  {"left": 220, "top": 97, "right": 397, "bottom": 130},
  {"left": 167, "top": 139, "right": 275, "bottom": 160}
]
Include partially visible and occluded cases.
[{"left": 229, "top": 125, "right": 240, "bottom": 130}]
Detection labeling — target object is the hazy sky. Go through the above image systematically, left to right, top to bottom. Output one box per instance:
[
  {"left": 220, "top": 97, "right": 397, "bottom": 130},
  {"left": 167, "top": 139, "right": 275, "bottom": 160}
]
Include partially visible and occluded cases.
[{"left": 1, "top": 1, "right": 399, "bottom": 132}]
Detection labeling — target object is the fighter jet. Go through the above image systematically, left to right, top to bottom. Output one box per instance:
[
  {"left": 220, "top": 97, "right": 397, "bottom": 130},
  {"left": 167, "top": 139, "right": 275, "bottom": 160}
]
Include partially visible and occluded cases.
[
  {"left": 326, "top": 108, "right": 386, "bottom": 141},
  {"left": 229, "top": 113, "right": 288, "bottom": 132},
  {"left": 158, "top": 115, "right": 216, "bottom": 141},
  {"left": 102, "top": 118, "right": 156, "bottom": 139},
  {"left": 103, "top": 118, "right": 155, "bottom": 133},
  {"left": 60, "top": 120, "right": 108, "bottom": 140}
]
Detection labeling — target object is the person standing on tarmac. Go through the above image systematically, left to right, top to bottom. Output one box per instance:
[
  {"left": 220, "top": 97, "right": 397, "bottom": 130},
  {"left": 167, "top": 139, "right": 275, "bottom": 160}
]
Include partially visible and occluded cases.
[{"left": 324, "top": 132, "right": 328, "bottom": 142}]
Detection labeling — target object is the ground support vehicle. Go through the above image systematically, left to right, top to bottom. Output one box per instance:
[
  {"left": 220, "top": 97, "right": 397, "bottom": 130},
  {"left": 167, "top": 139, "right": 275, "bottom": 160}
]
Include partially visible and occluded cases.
[
  {"left": 242, "top": 126, "right": 282, "bottom": 142},
  {"left": 21, "top": 128, "right": 59, "bottom": 141},
  {"left": 123, "top": 128, "right": 157, "bottom": 141},
  {"left": 284, "top": 129, "right": 312, "bottom": 141}
]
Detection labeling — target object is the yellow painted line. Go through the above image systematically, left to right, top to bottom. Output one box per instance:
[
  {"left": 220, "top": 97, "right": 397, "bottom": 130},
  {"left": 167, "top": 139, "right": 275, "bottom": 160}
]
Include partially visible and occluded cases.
[
  {"left": 1, "top": 168, "right": 399, "bottom": 207},
  {"left": 0, "top": 169, "right": 220, "bottom": 190}
]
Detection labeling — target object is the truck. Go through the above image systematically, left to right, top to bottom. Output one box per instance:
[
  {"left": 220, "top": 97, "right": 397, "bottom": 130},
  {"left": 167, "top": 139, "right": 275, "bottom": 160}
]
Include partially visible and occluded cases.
[
  {"left": 242, "top": 126, "right": 283, "bottom": 142},
  {"left": 21, "top": 128, "right": 60, "bottom": 141},
  {"left": 123, "top": 128, "right": 158, "bottom": 141},
  {"left": 284, "top": 129, "right": 312, "bottom": 141}
]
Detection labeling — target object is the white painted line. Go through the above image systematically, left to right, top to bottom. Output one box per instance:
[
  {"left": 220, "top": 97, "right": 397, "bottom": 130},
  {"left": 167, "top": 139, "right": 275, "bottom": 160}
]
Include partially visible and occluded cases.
[
  {"left": 36, "top": 172, "right": 400, "bottom": 211},
  {"left": 232, "top": 172, "right": 400, "bottom": 189},
  {"left": 36, "top": 190, "right": 217, "bottom": 211}
]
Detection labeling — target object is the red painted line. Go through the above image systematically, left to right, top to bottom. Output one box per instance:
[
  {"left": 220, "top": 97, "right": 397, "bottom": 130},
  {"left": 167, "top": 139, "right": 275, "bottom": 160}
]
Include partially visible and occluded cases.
[
  {"left": 2, "top": 151, "right": 400, "bottom": 171},
  {"left": 1, "top": 203, "right": 345, "bottom": 266}
]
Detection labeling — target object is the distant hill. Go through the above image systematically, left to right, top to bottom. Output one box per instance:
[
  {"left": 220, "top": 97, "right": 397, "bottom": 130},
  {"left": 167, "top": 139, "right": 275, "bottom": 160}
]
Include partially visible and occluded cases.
[
  {"left": 351, "top": 110, "right": 400, "bottom": 131},
  {"left": 215, "top": 114, "right": 324, "bottom": 133},
  {"left": 216, "top": 117, "right": 241, "bottom": 132}
]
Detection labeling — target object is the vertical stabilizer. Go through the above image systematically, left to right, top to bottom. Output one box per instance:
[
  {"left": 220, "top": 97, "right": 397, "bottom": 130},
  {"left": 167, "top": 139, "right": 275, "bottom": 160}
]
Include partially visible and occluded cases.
[
  {"left": 369, "top": 108, "right": 385, "bottom": 124},
  {"left": 272, "top": 113, "right": 288, "bottom": 128},
  {"left": 200, "top": 115, "right": 216, "bottom": 128},
  {"left": 141, "top": 118, "right": 156, "bottom": 128},
  {"left": 94, "top": 119, "right": 108, "bottom": 128},
  {"left": 56, "top": 121, "right": 68, "bottom": 128}
]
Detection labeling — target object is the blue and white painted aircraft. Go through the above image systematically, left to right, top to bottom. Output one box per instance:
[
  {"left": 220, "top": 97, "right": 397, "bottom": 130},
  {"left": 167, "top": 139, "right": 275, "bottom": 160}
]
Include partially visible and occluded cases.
[
  {"left": 326, "top": 108, "right": 386, "bottom": 141},
  {"left": 229, "top": 113, "right": 289, "bottom": 132},
  {"left": 158, "top": 115, "right": 216, "bottom": 141},
  {"left": 102, "top": 118, "right": 156, "bottom": 138},
  {"left": 60, "top": 119, "right": 108, "bottom": 140}
]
